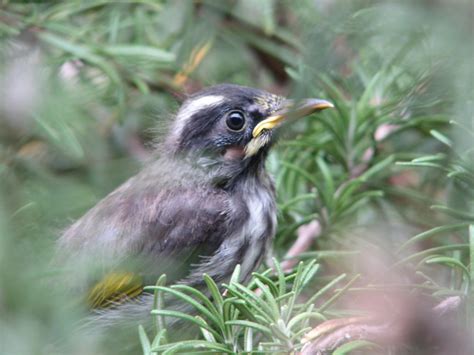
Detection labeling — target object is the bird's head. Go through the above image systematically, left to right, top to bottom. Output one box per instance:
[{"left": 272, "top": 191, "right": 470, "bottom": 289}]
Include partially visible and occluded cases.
[{"left": 165, "top": 84, "right": 332, "bottom": 170}]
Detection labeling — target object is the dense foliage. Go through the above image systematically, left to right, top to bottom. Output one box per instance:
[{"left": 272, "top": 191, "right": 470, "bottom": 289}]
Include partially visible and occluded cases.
[{"left": 0, "top": 1, "right": 472, "bottom": 354}]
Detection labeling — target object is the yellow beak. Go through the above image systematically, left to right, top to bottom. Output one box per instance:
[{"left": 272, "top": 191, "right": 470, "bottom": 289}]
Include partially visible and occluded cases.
[{"left": 252, "top": 98, "right": 334, "bottom": 138}]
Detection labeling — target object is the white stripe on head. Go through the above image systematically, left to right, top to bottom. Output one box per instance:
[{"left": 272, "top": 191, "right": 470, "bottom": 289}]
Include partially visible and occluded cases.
[{"left": 173, "top": 95, "right": 226, "bottom": 138}]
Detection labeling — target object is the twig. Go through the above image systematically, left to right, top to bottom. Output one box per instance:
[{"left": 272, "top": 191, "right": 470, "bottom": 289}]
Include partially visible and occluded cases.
[
  {"left": 281, "top": 220, "right": 322, "bottom": 272},
  {"left": 432, "top": 295, "right": 461, "bottom": 316},
  {"left": 300, "top": 296, "right": 464, "bottom": 354},
  {"left": 301, "top": 320, "right": 397, "bottom": 354}
]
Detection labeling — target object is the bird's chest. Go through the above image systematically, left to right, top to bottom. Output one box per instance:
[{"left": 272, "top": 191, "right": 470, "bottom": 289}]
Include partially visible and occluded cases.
[{"left": 235, "top": 178, "right": 277, "bottom": 280}]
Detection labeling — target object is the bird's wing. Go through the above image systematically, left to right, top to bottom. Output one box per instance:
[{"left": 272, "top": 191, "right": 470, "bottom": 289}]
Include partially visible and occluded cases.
[
  {"left": 59, "top": 167, "right": 236, "bottom": 308},
  {"left": 87, "top": 272, "right": 144, "bottom": 308}
]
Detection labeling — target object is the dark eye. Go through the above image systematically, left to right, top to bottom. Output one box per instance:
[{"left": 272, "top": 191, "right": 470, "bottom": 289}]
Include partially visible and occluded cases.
[{"left": 226, "top": 111, "right": 246, "bottom": 131}]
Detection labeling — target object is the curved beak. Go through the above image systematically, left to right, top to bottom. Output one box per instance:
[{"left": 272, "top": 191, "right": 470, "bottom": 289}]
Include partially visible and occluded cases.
[{"left": 252, "top": 98, "right": 334, "bottom": 138}]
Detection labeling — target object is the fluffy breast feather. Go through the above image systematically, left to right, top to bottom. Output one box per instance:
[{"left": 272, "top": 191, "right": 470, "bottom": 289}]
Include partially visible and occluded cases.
[{"left": 236, "top": 174, "right": 277, "bottom": 281}]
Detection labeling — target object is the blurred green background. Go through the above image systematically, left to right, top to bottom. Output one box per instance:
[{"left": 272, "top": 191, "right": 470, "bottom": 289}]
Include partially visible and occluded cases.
[{"left": 0, "top": 0, "right": 472, "bottom": 354}]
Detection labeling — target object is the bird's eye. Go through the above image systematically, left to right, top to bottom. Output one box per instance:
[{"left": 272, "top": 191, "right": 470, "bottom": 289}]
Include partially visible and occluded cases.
[{"left": 226, "top": 111, "right": 246, "bottom": 131}]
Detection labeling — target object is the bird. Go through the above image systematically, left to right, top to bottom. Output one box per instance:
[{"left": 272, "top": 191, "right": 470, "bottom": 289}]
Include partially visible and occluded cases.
[{"left": 56, "top": 83, "right": 332, "bottom": 329}]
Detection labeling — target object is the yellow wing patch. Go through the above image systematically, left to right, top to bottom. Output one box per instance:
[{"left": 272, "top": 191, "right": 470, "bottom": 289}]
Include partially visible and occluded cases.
[{"left": 87, "top": 272, "right": 143, "bottom": 309}]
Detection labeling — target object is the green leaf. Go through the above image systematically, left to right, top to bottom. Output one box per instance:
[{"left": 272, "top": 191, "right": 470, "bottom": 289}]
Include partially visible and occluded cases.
[
  {"left": 38, "top": 32, "right": 121, "bottom": 85},
  {"left": 101, "top": 44, "right": 175, "bottom": 63},
  {"left": 357, "top": 70, "right": 383, "bottom": 116},
  {"left": 430, "top": 129, "right": 453, "bottom": 147},
  {"left": 411, "top": 153, "right": 446, "bottom": 163},
  {"left": 358, "top": 155, "right": 395, "bottom": 182},
  {"left": 316, "top": 156, "right": 335, "bottom": 211},
  {"left": 280, "top": 161, "right": 319, "bottom": 185},
  {"left": 396, "top": 162, "right": 446, "bottom": 170},
  {"left": 334, "top": 178, "right": 364, "bottom": 202},
  {"left": 280, "top": 193, "right": 317, "bottom": 211},
  {"left": 431, "top": 205, "right": 474, "bottom": 221},
  {"left": 398, "top": 223, "right": 469, "bottom": 252},
  {"left": 470, "top": 224, "right": 474, "bottom": 285},
  {"left": 469, "top": 225, "right": 474, "bottom": 333},
  {"left": 393, "top": 244, "right": 470, "bottom": 267},
  {"left": 424, "top": 256, "right": 470, "bottom": 279},
  {"left": 272, "top": 257, "right": 287, "bottom": 298},
  {"left": 300, "top": 262, "right": 320, "bottom": 290},
  {"left": 230, "top": 264, "right": 241, "bottom": 285},
  {"left": 251, "top": 273, "right": 279, "bottom": 297},
  {"left": 303, "top": 273, "right": 347, "bottom": 310},
  {"left": 152, "top": 274, "right": 167, "bottom": 334},
  {"left": 203, "top": 274, "right": 224, "bottom": 314},
  {"left": 318, "top": 274, "right": 360, "bottom": 312},
  {"left": 254, "top": 279, "right": 279, "bottom": 319},
  {"left": 171, "top": 284, "right": 220, "bottom": 320},
  {"left": 225, "top": 284, "right": 273, "bottom": 323},
  {"left": 145, "top": 286, "right": 221, "bottom": 329},
  {"left": 223, "top": 297, "right": 255, "bottom": 322},
  {"left": 150, "top": 310, "right": 223, "bottom": 342},
  {"left": 287, "top": 311, "right": 326, "bottom": 331},
  {"left": 196, "top": 316, "right": 217, "bottom": 343},
  {"left": 225, "top": 320, "right": 273, "bottom": 336},
  {"left": 138, "top": 325, "right": 151, "bottom": 355},
  {"left": 244, "top": 327, "right": 253, "bottom": 352},
  {"left": 150, "top": 329, "right": 168, "bottom": 349},
  {"left": 153, "top": 340, "right": 233, "bottom": 354},
  {"left": 334, "top": 340, "right": 379, "bottom": 354}
]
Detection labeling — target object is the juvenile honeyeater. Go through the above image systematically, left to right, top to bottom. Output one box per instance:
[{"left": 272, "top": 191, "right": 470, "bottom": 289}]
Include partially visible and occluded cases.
[{"left": 56, "top": 84, "right": 332, "bottom": 328}]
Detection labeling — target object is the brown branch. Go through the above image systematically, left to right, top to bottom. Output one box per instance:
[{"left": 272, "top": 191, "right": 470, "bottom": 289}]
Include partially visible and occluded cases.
[
  {"left": 281, "top": 220, "right": 322, "bottom": 272},
  {"left": 432, "top": 295, "right": 461, "bottom": 316},
  {"left": 299, "top": 296, "right": 465, "bottom": 354},
  {"left": 301, "top": 319, "right": 398, "bottom": 354}
]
